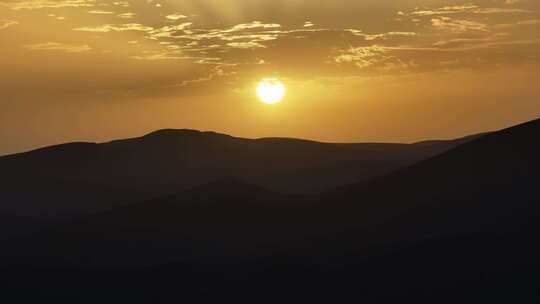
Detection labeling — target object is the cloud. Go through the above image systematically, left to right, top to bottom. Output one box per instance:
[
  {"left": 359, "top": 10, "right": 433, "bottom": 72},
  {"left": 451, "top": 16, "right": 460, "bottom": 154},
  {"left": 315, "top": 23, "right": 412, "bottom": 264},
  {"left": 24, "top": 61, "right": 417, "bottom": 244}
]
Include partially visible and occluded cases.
[
  {"left": 0, "top": 0, "right": 96, "bottom": 10},
  {"left": 2, "top": 0, "right": 538, "bottom": 100},
  {"left": 408, "top": 5, "right": 532, "bottom": 16},
  {"left": 410, "top": 5, "right": 479, "bottom": 16},
  {"left": 473, "top": 8, "right": 532, "bottom": 14},
  {"left": 87, "top": 10, "right": 113, "bottom": 14},
  {"left": 117, "top": 12, "right": 136, "bottom": 19},
  {"left": 166, "top": 13, "right": 188, "bottom": 21},
  {"left": 431, "top": 17, "right": 489, "bottom": 33},
  {"left": 0, "top": 19, "right": 18, "bottom": 30},
  {"left": 494, "top": 19, "right": 540, "bottom": 29},
  {"left": 223, "top": 21, "right": 281, "bottom": 33},
  {"left": 151, "top": 22, "right": 193, "bottom": 37},
  {"left": 73, "top": 23, "right": 154, "bottom": 32},
  {"left": 357, "top": 31, "right": 417, "bottom": 41},
  {"left": 432, "top": 37, "right": 497, "bottom": 49},
  {"left": 227, "top": 41, "right": 265, "bottom": 49},
  {"left": 24, "top": 42, "right": 91, "bottom": 52},
  {"left": 332, "top": 45, "right": 412, "bottom": 71},
  {"left": 334, "top": 46, "right": 386, "bottom": 66},
  {"left": 129, "top": 53, "right": 188, "bottom": 61}
]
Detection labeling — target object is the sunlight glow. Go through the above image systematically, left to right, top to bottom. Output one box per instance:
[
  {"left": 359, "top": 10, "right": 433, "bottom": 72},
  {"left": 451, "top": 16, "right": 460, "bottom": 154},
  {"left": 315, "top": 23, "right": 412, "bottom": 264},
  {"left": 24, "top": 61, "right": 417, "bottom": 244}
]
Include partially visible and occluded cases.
[{"left": 257, "top": 78, "right": 286, "bottom": 104}]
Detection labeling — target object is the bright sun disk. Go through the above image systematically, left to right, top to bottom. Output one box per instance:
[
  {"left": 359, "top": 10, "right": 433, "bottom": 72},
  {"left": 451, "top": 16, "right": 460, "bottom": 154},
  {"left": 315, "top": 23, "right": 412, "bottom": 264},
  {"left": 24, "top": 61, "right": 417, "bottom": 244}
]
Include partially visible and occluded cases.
[{"left": 257, "top": 78, "right": 285, "bottom": 104}]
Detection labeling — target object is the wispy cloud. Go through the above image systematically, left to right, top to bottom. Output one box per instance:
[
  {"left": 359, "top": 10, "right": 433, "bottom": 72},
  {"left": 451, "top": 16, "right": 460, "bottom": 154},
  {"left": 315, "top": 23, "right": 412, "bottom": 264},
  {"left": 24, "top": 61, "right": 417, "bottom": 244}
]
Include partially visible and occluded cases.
[
  {"left": 0, "top": 0, "right": 96, "bottom": 10},
  {"left": 1, "top": 0, "right": 539, "bottom": 98},
  {"left": 408, "top": 5, "right": 532, "bottom": 16},
  {"left": 87, "top": 10, "right": 113, "bottom": 14},
  {"left": 117, "top": 12, "right": 136, "bottom": 19},
  {"left": 166, "top": 13, "right": 187, "bottom": 21},
  {"left": 431, "top": 17, "right": 489, "bottom": 33},
  {"left": 0, "top": 19, "right": 18, "bottom": 30},
  {"left": 494, "top": 19, "right": 540, "bottom": 29},
  {"left": 223, "top": 21, "right": 281, "bottom": 33},
  {"left": 73, "top": 23, "right": 154, "bottom": 32},
  {"left": 24, "top": 42, "right": 91, "bottom": 52}
]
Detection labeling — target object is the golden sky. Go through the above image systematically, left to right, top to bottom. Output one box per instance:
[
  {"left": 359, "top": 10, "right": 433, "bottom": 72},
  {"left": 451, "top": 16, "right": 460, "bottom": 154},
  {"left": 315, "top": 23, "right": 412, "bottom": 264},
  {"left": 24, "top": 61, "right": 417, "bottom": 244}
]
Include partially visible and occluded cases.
[{"left": 1, "top": 0, "right": 539, "bottom": 155}]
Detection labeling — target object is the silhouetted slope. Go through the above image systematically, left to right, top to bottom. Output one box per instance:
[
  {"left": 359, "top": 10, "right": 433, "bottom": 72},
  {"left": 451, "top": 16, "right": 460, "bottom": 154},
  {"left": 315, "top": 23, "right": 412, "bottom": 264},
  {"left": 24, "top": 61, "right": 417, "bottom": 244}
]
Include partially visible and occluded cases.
[
  {"left": 331, "top": 118, "right": 539, "bottom": 236},
  {"left": 0, "top": 119, "right": 538, "bottom": 302},
  {"left": 3, "top": 119, "right": 537, "bottom": 266},
  {"left": 0, "top": 129, "right": 482, "bottom": 240},
  {"left": 0, "top": 129, "right": 483, "bottom": 197},
  {"left": 0, "top": 176, "right": 143, "bottom": 240},
  {"left": 2, "top": 179, "right": 304, "bottom": 267}
]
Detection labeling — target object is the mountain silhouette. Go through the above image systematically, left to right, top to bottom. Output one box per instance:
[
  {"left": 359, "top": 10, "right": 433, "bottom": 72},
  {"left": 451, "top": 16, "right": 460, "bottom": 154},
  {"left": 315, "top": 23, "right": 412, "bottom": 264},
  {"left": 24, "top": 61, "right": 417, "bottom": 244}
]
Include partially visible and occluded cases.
[
  {"left": 1, "top": 119, "right": 538, "bottom": 303},
  {"left": 1, "top": 119, "right": 539, "bottom": 303},
  {"left": 1, "top": 129, "right": 484, "bottom": 196},
  {"left": 0, "top": 130, "right": 483, "bottom": 239}
]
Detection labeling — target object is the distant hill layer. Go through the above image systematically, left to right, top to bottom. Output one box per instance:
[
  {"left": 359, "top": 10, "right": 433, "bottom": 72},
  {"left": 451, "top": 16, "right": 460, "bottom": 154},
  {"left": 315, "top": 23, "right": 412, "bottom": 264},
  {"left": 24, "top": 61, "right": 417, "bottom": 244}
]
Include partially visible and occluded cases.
[
  {"left": 1, "top": 119, "right": 539, "bottom": 302},
  {"left": 3, "top": 119, "right": 537, "bottom": 267},
  {"left": 0, "top": 129, "right": 483, "bottom": 220},
  {"left": 0, "top": 130, "right": 485, "bottom": 196}
]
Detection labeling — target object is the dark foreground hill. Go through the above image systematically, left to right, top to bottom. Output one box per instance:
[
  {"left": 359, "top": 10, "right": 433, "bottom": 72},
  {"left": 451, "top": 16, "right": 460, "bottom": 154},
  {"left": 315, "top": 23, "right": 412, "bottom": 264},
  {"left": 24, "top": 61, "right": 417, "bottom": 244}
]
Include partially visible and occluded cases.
[
  {"left": 1, "top": 119, "right": 538, "bottom": 303},
  {"left": 0, "top": 130, "right": 482, "bottom": 239}
]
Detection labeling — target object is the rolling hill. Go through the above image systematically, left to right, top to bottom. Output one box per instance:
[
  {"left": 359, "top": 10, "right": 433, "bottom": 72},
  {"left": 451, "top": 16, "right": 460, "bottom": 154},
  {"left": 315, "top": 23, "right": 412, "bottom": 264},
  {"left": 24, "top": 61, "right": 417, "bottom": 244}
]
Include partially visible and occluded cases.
[
  {"left": 1, "top": 119, "right": 538, "bottom": 302},
  {"left": 0, "top": 130, "right": 483, "bottom": 239}
]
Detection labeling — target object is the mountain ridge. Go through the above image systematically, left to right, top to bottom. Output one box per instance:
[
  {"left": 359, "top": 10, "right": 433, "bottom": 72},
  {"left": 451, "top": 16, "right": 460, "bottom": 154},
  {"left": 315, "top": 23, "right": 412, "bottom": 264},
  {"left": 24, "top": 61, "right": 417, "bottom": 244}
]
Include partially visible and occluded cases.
[
  {"left": 1, "top": 118, "right": 539, "bottom": 303},
  {"left": 4, "top": 118, "right": 538, "bottom": 266},
  {"left": 0, "top": 125, "right": 502, "bottom": 241},
  {"left": 1, "top": 129, "right": 491, "bottom": 158}
]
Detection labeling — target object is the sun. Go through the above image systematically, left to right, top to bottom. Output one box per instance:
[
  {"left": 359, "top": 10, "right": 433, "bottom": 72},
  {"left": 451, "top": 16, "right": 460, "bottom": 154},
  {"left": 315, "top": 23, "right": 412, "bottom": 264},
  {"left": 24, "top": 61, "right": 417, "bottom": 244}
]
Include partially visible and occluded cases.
[{"left": 257, "top": 78, "right": 286, "bottom": 104}]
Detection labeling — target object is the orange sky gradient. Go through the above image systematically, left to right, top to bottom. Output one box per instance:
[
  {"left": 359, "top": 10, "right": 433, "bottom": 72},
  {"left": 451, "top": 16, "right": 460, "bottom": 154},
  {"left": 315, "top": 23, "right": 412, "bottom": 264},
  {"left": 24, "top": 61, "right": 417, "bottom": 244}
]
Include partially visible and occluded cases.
[{"left": 1, "top": 0, "right": 539, "bottom": 155}]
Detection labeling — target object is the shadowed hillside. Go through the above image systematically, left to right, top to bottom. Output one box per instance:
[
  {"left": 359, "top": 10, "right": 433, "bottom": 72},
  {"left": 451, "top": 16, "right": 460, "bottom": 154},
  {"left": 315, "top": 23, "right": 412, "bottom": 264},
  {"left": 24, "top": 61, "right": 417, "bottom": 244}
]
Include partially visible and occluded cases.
[
  {"left": 1, "top": 119, "right": 538, "bottom": 303},
  {"left": 0, "top": 129, "right": 484, "bottom": 196},
  {"left": 0, "top": 130, "right": 483, "bottom": 239}
]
